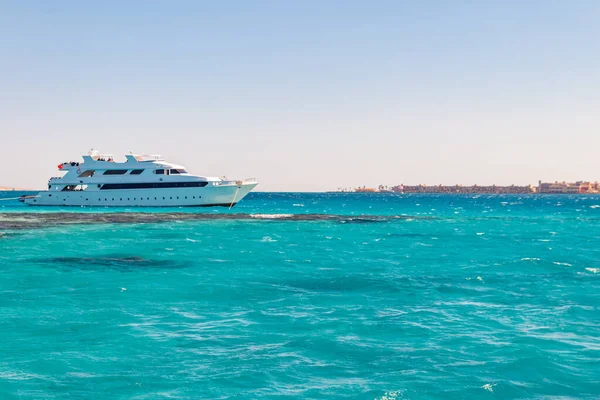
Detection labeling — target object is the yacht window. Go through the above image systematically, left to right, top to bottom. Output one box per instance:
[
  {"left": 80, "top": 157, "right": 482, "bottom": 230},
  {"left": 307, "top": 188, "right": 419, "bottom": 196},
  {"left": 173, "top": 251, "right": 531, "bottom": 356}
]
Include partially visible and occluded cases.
[
  {"left": 130, "top": 169, "right": 144, "bottom": 175},
  {"left": 154, "top": 169, "right": 164, "bottom": 175},
  {"left": 170, "top": 169, "right": 180, "bottom": 174},
  {"left": 78, "top": 170, "right": 95, "bottom": 178},
  {"left": 104, "top": 170, "right": 128, "bottom": 175}
]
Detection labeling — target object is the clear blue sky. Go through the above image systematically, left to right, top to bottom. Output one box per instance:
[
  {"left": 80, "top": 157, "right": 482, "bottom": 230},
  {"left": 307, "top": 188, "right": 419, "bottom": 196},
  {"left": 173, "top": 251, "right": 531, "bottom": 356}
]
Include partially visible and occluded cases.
[{"left": 1, "top": 1, "right": 599, "bottom": 191}]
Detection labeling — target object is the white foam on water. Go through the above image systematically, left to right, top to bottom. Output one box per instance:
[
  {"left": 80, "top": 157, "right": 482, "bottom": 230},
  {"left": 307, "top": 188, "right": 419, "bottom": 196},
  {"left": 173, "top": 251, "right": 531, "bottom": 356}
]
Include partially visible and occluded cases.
[
  {"left": 292, "top": 203, "right": 304, "bottom": 207},
  {"left": 590, "top": 205, "right": 600, "bottom": 209},
  {"left": 250, "top": 214, "right": 294, "bottom": 219},
  {"left": 476, "top": 232, "right": 485, "bottom": 236},
  {"left": 261, "top": 236, "right": 277, "bottom": 242},
  {"left": 521, "top": 257, "right": 540, "bottom": 261},
  {"left": 553, "top": 262, "right": 573, "bottom": 267},
  {"left": 585, "top": 268, "right": 599, "bottom": 274},
  {"left": 481, "top": 383, "right": 495, "bottom": 393},
  {"left": 375, "top": 390, "right": 402, "bottom": 400}
]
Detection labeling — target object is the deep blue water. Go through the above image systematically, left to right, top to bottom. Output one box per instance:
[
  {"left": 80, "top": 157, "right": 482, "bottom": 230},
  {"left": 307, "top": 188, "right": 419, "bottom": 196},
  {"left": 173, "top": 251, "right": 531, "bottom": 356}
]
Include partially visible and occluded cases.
[{"left": 1, "top": 192, "right": 599, "bottom": 399}]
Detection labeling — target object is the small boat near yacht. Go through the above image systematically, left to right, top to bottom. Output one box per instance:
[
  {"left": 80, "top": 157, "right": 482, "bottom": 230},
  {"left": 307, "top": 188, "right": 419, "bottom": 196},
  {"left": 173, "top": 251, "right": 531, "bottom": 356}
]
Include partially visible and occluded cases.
[{"left": 22, "top": 150, "right": 258, "bottom": 207}]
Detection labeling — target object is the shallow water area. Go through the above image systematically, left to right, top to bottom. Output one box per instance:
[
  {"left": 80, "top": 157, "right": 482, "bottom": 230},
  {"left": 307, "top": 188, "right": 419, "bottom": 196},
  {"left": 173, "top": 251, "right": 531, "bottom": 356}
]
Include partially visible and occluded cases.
[{"left": 1, "top": 192, "right": 600, "bottom": 398}]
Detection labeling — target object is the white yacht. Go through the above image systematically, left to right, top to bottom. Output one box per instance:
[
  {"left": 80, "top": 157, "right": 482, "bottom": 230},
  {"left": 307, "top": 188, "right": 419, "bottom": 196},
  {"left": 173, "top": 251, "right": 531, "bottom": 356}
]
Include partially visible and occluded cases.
[{"left": 22, "top": 151, "right": 258, "bottom": 207}]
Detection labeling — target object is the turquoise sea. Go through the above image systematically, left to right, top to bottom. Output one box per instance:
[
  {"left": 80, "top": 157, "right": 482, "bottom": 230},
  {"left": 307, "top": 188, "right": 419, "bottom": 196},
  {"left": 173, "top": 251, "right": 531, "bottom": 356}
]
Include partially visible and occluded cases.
[{"left": 1, "top": 192, "right": 599, "bottom": 399}]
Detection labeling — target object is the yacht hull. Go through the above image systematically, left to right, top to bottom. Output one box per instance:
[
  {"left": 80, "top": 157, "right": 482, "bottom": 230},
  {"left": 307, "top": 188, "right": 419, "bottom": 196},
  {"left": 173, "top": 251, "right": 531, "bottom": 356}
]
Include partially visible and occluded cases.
[{"left": 24, "top": 182, "right": 257, "bottom": 207}]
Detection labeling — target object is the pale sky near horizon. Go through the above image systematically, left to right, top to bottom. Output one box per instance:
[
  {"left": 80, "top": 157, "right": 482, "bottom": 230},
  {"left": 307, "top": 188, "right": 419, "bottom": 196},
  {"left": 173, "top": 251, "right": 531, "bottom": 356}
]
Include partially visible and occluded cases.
[{"left": 1, "top": 1, "right": 599, "bottom": 191}]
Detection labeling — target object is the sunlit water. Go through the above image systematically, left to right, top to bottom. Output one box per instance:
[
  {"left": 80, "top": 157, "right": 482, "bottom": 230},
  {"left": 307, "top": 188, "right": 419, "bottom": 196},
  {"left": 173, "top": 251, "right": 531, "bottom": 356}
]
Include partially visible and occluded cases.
[{"left": 1, "top": 192, "right": 599, "bottom": 398}]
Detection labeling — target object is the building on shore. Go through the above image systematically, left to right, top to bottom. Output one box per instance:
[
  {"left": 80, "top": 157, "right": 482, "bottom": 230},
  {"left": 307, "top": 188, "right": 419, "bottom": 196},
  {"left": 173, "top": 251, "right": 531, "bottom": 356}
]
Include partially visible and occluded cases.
[
  {"left": 537, "top": 181, "right": 599, "bottom": 194},
  {"left": 355, "top": 187, "right": 378, "bottom": 193}
]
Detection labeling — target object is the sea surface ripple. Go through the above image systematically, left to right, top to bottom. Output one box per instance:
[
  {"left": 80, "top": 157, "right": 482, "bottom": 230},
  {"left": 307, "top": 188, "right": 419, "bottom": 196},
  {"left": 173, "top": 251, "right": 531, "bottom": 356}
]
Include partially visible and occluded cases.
[{"left": 1, "top": 192, "right": 599, "bottom": 398}]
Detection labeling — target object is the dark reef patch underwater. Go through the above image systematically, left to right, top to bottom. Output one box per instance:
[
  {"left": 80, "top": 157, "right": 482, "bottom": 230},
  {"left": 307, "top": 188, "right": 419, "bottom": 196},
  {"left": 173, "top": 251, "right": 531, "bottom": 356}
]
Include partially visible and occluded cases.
[
  {"left": 1, "top": 192, "right": 600, "bottom": 398},
  {"left": 0, "top": 212, "right": 429, "bottom": 230}
]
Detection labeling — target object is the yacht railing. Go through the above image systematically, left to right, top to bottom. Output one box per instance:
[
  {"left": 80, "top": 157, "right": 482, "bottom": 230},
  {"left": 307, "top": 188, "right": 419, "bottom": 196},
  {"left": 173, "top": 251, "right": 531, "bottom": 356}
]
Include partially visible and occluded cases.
[
  {"left": 135, "top": 154, "right": 164, "bottom": 162},
  {"left": 214, "top": 178, "right": 258, "bottom": 186}
]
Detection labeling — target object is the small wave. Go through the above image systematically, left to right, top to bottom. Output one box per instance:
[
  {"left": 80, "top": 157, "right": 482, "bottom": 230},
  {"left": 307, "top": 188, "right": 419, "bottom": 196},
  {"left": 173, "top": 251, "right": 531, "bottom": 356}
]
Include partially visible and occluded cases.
[
  {"left": 292, "top": 204, "right": 304, "bottom": 207},
  {"left": 590, "top": 205, "right": 600, "bottom": 209},
  {"left": 261, "top": 236, "right": 277, "bottom": 242},
  {"left": 521, "top": 257, "right": 540, "bottom": 261},
  {"left": 553, "top": 262, "right": 572, "bottom": 267},
  {"left": 585, "top": 268, "right": 599, "bottom": 274},
  {"left": 0, "top": 371, "right": 48, "bottom": 381}
]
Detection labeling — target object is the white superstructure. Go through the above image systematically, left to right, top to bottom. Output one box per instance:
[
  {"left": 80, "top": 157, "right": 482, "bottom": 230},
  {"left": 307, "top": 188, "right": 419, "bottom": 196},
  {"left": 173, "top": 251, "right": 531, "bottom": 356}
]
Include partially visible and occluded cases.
[{"left": 23, "top": 150, "right": 258, "bottom": 207}]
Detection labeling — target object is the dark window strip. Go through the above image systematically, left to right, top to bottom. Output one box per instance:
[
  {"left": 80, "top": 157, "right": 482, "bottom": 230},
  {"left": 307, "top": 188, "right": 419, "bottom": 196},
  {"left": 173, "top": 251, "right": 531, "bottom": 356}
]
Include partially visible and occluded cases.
[{"left": 100, "top": 182, "right": 208, "bottom": 190}]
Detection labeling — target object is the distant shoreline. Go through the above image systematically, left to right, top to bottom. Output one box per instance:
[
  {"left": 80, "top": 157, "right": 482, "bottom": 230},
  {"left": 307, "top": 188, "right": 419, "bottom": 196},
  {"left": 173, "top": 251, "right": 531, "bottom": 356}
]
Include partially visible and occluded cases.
[
  {"left": 0, "top": 187, "right": 35, "bottom": 191},
  {"left": 328, "top": 191, "right": 600, "bottom": 195}
]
